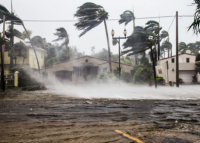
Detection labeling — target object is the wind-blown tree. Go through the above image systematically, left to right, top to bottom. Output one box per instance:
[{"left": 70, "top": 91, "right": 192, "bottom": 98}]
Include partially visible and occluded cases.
[
  {"left": 188, "top": 0, "right": 200, "bottom": 34},
  {"left": 74, "top": 2, "right": 112, "bottom": 72},
  {"left": 0, "top": 4, "right": 41, "bottom": 74},
  {"left": 118, "top": 10, "right": 138, "bottom": 64},
  {"left": 5, "top": 25, "right": 22, "bottom": 68},
  {"left": 53, "top": 28, "right": 69, "bottom": 60},
  {"left": 122, "top": 29, "right": 158, "bottom": 87},
  {"left": 15, "top": 41, "right": 29, "bottom": 65},
  {"left": 161, "top": 41, "right": 172, "bottom": 57},
  {"left": 195, "top": 41, "right": 200, "bottom": 53},
  {"left": 178, "top": 42, "right": 187, "bottom": 54},
  {"left": 187, "top": 43, "right": 198, "bottom": 55}
]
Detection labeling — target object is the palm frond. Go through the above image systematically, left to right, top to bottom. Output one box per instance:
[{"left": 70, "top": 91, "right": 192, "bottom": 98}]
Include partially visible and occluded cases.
[
  {"left": 74, "top": 2, "right": 108, "bottom": 37},
  {"left": 118, "top": 10, "right": 135, "bottom": 25}
]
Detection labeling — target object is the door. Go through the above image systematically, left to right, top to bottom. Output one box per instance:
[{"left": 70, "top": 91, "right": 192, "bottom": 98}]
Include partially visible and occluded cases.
[
  {"left": 55, "top": 70, "right": 72, "bottom": 82},
  {"left": 179, "top": 71, "right": 195, "bottom": 83}
]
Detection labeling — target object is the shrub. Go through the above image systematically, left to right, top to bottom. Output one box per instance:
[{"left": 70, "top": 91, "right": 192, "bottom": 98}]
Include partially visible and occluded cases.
[
  {"left": 140, "top": 56, "right": 149, "bottom": 66},
  {"left": 133, "top": 65, "right": 153, "bottom": 84},
  {"left": 10, "top": 67, "right": 42, "bottom": 87},
  {"left": 121, "top": 71, "right": 132, "bottom": 82}
]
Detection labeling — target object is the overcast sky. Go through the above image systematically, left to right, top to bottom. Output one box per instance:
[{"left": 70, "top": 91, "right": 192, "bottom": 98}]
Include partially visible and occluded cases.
[{"left": 0, "top": 0, "right": 198, "bottom": 55}]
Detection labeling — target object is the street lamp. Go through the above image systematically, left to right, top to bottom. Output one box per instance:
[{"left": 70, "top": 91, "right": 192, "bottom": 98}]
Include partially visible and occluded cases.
[{"left": 111, "top": 29, "right": 127, "bottom": 80}]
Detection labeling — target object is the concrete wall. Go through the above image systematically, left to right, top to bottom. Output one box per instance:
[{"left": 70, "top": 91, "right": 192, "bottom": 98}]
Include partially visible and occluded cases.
[{"left": 29, "top": 48, "right": 45, "bottom": 69}]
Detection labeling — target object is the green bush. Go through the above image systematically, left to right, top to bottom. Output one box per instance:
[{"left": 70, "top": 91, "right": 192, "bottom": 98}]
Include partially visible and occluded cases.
[
  {"left": 133, "top": 65, "right": 153, "bottom": 84},
  {"left": 10, "top": 67, "right": 42, "bottom": 87},
  {"left": 121, "top": 71, "right": 132, "bottom": 82}
]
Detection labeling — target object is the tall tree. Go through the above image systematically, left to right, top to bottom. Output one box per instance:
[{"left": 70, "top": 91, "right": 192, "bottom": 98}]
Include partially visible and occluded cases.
[
  {"left": 74, "top": 2, "right": 112, "bottom": 72},
  {"left": 0, "top": 3, "right": 41, "bottom": 74},
  {"left": 118, "top": 10, "right": 138, "bottom": 64},
  {"left": 53, "top": 28, "right": 69, "bottom": 60},
  {"left": 122, "top": 29, "right": 158, "bottom": 88},
  {"left": 160, "top": 41, "right": 172, "bottom": 57},
  {"left": 178, "top": 42, "right": 188, "bottom": 54}
]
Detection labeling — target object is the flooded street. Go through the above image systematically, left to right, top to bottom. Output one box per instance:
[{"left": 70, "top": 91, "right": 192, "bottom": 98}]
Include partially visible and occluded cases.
[{"left": 0, "top": 90, "right": 200, "bottom": 143}]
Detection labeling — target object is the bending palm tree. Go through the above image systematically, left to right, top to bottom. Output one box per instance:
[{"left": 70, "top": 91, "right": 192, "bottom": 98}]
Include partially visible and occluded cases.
[
  {"left": 74, "top": 2, "right": 112, "bottom": 72},
  {"left": 0, "top": 3, "right": 41, "bottom": 74},
  {"left": 118, "top": 10, "right": 138, "bottom": 64},
  {"left": 53, "top": 28, "right": 69, "bottom": 60},
  {"left": 122, "top": 29, "right": 158, "bottom": 88},
  {"left": 161, "top": 41, "right": 172, "bottom": 57},
  {"left": 178, "top": 42, "right": 188, "bottom": 54}
]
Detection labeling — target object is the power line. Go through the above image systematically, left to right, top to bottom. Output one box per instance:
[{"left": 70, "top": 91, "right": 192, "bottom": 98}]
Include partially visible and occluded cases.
[
  {"left": 7, "top": 15, "right": 194, "bottom": 22},
  {"left": 167, "top": 15, "right": 176, "bottom": 33}
]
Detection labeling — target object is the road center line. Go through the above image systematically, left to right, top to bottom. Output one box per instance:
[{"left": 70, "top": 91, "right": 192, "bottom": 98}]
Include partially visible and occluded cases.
[{"left": 115, "top": 130, "right": 144, "bottom": 143}]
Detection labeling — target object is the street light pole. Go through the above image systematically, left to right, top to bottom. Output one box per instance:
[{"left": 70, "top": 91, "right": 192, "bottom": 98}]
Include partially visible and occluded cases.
[{"left": 111, "top": 29, "right": 127, "bottom": 80}]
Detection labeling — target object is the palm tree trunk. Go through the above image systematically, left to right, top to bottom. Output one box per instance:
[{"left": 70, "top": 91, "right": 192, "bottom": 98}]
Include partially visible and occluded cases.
[
  {"left": 103, "top": 19, "right": 112, "bottom": 73},
  {"left": 10, "top": 22, "right": 14, "bottom": 69},
  {"left": 22, "top": 23, "right": 40, "bottom": 75},
  {"left": 65, "top": 39, "right": 69, "bottom": 60},
  {"left": 158, "top": 39, "right": 160, "bottom": 60},
  {"left": 0, "top": 44, "right": 5, "bottom": 91},
  {"left": 150, "top": 44, "right": 157, "bottom": 88},
  {"left": 168, "top": 48, "right": 169, "bottom": 57},
  {"left": 135, "top": 55, "right": 137, "bottom": 65},
  {"left": 15, "top": 58, "right": 16, "bottom": 67},
  {"left": 22, "top": 58, "right": 25, "bottom": 66}
]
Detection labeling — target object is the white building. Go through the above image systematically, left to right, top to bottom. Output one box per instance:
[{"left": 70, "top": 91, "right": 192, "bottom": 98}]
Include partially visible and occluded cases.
[{"left": 156, "top": 50, "right": 196, "bottom": 84}]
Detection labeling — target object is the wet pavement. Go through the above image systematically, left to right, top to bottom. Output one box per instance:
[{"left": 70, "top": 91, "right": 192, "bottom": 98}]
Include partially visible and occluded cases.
[{"left": 0, "top": 91, "right": 200, "bottom": 143}]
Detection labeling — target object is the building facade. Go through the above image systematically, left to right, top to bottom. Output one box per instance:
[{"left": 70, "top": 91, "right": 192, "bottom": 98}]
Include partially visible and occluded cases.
[
  {"left": 0, "top": 37, "right": 45, "bottom": 73},
  {"left": 156, "top": 51, "right": 196, "bottom": 84},
  {"left": 43, "top": 56, "right": 133, "bottom": 83}
]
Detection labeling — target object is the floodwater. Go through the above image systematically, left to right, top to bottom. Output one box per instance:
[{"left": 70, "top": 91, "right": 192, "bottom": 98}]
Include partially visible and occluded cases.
[{"left": 46, "top": 83, "right": 200, "bottom": 100}]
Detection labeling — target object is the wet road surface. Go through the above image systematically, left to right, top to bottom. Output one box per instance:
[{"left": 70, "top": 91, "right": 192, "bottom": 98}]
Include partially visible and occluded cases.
[{"left": 0, "top": 91, "right": 200, "bottom": 143}]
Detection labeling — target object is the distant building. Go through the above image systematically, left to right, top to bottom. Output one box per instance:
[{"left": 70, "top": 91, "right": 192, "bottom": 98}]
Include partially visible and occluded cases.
[
  {"left": 0, "top": 37, "right": 45, "bottom": 73},
  {"left": 156, "top": 50, "right": 196, "bottom": 84},
  {"left": 43, "top": 55, "right": 133, "bottom": 83}
]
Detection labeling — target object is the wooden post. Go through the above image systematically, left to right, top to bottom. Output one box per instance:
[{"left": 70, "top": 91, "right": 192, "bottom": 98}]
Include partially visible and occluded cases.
[
  {"left": 176, "top": 11, "right": 179, "bottom": 87},
  {"left": 1, "top": 15, "right": 6, "bottom": 91}
]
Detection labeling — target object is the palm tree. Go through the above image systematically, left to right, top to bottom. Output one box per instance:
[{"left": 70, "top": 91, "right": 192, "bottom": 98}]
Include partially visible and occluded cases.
[
  {"left": 188, "top": 0, "right": 200, "bottom": 34},
  {"left": 74, "top": 2, "right": 112, "bottom": 72},
  {"left": 0, "top": 3, "right": 41, "bottom": 74},
  {"left": 118, "top": 10, "right": 138, "bottom": 64},
  {"left": 5, "top": 25, "right": 22, "bottom": 68},
  {"left": 53, "top": 28, "right": 69, "bottom": 60},
  {"left": 122, "top": 29, "right": 158, "bottom": 88},
  {"left": 161, "top": 41, "right": 172, "bottom": 57},
  {"left": 178, "top": 42, "right": 188, "bottom": 54},
  {"left": 187, "top": 43, "right": 197, "bottom": 55}
]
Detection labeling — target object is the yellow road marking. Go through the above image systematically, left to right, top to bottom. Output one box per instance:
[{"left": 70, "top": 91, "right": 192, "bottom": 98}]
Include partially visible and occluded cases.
[{"left": 115, "top": 130, "right": 144, "bottom": 143}]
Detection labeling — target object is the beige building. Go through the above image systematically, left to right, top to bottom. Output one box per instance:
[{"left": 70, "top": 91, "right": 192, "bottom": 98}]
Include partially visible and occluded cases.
[
  {"left": 0, "top": 37, "right": 45, "bottom": 73},
  {"left": 156, "top": 51, "right": 196, "bottom": 84},
  {"left": 44, "top": 56, "right": 133, "bottom": 83}
]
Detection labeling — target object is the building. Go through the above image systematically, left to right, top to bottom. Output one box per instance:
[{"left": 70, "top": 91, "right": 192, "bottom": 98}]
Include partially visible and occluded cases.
[
  {"left": 0, "top": 37, "right": 45, "bottom": 73},
  {"left": 156, "top": 51, "right": 196, "bottom": 84},
  {"left": 44, "top": 55, "right": 133, "bottom": 83}
]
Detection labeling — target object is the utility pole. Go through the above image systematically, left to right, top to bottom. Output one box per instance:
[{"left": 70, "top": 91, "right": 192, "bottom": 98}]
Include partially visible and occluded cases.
[
  {"left": 176, "top": 11, "right": 179, "bottom": 87},
  {"left": 1, "top": 15, "right": 6, "bottom": 91}
]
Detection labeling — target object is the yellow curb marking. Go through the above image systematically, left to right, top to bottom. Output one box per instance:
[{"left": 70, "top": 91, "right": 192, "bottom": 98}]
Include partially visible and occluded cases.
[{"left": 115, "top": 130, "right": 144, "bottom": 143}]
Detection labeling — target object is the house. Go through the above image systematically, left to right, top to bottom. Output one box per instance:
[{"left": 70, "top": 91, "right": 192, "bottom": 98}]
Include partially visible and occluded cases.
[
  {"left": 0, "top": 37, "right": 45, "bottom": 73},
  {"left": 156, "top": 50, "right": 196, "bottom": 84},
  {"left": 43, "top": 55, "right": 133, "bottom": 83}
]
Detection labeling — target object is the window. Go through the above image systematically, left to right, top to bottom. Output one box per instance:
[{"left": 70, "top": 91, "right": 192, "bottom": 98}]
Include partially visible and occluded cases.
[
  {"left": 171, "top": 58, "right": 175, "bottom": 63},
  {"left": 186, "top": 58, "right": 190, "bottom": 63}
]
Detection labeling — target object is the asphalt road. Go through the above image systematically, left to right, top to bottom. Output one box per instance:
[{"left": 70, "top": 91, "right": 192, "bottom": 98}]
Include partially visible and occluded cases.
[{"left": 0, "top": 91, "right": 200, "bottom": 143}]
